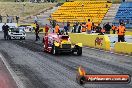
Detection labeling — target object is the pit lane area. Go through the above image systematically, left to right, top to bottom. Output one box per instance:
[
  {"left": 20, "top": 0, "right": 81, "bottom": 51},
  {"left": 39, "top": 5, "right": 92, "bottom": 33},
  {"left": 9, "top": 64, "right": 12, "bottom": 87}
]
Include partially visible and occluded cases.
[{"left": 0, "top": 32, "right": 132, "bottom": 88}]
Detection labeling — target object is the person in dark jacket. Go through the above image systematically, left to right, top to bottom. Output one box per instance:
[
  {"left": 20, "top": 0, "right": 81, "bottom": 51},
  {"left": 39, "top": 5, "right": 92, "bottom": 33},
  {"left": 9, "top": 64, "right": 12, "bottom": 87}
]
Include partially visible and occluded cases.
[
  {"left": 0, "top": 15, "right": 2, "bottom": 23},
  {"left": 16, "top": 16, "right": 19, "bottom": 23},
  {"left": 67, "top": 21, "right": 70, "bottom": 32},
  {"left": 35, "top": 22, "right": 40, "bottom": 41},
  {"left": 104, "top": 22, "right": 111, "bottom": 34},
  {"left": 2, "top": 23, "right": 9, "bottom": 40},
  {"left": 72, "top": 23, "right": 76, "bottom": 33},
  {"left": 78, "top": 23, "right": 82, "bottom": 33},
  {"left": 95, "top": 24, "right": 102, "bottom": 33},
  {"left": 64, "top": 25, "right": 68, "bottom": 34}
]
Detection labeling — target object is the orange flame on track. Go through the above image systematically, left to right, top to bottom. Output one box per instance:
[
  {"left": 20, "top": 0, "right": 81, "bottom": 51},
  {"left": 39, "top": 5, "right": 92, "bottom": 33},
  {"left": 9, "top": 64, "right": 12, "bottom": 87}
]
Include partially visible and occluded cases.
[{"left": 78, "top": 66, "right": 86, "bottom": 76}]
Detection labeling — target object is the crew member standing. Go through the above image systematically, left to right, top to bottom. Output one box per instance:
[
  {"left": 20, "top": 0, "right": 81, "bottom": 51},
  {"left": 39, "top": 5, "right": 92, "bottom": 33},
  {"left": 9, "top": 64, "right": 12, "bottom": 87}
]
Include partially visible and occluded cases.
[
  {"left": 0, "top": 14, "right": 2, "bottom": 23},
  {"left": 86, "top": 19, "right": 92, "bottom": 34},
  {"left": 67, "top": 21, "right": 70, "bottom": 32},
  {"left": 35, "top": 22, "right": 40, "bottom": 41},
  {"left": 104, "top": 22, "right": 111, "bottom": 34},
  {"left": 117, "top": 22, "right": 126, "bottom": 42},
  {"left": 2, "top": 23, "right": 9, "bottom": 40},
  {"left": 81, "top": 23, "right": 86, "bottom": 32},
  {"left": 44, "top": 24, "right": 49, "bottom": 36},
  {"left": 55, "top": 24, "right": 60, "bottom": 33},
  {"left": 112, "top": 25, "right": 117, "bottom": 34},
  {"left": 99, "top": 27, "right": 105, "bottom": 35}
]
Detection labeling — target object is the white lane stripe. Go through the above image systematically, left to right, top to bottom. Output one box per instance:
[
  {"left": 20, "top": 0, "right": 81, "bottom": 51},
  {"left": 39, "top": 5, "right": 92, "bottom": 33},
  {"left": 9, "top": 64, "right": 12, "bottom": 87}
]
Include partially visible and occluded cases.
[{"left": 0, "top": 53, "right": 25, "bottom": 88}]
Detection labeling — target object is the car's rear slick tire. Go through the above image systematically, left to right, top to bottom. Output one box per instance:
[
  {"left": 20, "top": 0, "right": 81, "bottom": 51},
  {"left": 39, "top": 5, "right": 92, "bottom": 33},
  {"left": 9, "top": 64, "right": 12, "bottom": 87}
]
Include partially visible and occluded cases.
[{"left": 77, "top": 47, "right": 82, "bottom": 56}]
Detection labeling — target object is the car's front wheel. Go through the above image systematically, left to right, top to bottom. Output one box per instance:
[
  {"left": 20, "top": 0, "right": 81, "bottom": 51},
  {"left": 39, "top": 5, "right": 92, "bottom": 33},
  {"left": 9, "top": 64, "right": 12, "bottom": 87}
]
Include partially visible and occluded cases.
[
  {"left": 8, "top": 36, "right": 11, "bottom": 40},
  {"left": 23, "top": 37, "right": 25, "bottom": 40},
  {"left": 43, "top": 44, "right": 46, "bottom": 52},
  {"left": 52, "top": 45, "right": 59, "bottom": 55}
]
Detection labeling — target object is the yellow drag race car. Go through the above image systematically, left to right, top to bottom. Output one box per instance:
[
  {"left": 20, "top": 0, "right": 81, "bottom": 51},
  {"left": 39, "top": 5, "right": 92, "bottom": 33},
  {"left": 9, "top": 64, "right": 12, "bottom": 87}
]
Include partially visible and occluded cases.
[{"left": 43, "top": 33, "right": 82, "bottom": 55}]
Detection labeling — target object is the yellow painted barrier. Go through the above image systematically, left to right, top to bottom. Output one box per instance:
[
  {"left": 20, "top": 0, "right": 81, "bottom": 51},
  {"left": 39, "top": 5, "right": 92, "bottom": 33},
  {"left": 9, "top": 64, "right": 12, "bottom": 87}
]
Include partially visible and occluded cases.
[
  {"left": 110, "top": 31, "right": 132, "bottom": 35},
  {"left": 125, "top": 31, "right": 132, "bottom": 35},
  {"left": 69, "top": 33, "right": 110, "bottom": 50},
  {"left": 114, "top": 42, "right": 132, "bottom": 55}
]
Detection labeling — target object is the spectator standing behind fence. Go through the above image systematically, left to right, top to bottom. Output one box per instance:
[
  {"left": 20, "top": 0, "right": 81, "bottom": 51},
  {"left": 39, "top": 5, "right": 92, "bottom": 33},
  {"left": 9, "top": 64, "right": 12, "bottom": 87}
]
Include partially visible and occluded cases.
[
  {"left": 7, "top": 14, "right": 9, "bottom": 23},
  {"left": 0, "top": 15, "right": 2, "bottom": 23},
  {"left": 9, "top": 16, "right": 13, "bottom": 23},
  {"left": 16, "top": 16, "right": 19, "bottom": 23},
  {"left": 34, "top": 16, "right": 38, "bottom": 23},
  {"left": 86, "top": 19, "right": 92, "bottom": 34},
  {"left": 67, "top": 21, "right": 70, "bottom": 32},
  {"left": 76, "top": 22, "right": 79, "bottom": 33},
  {"left": 104, "top": 22, "right": 111, "bottom": 34},
  {"left": 117, "top": 22, "right": 126, "bottom": 42},
  {"left": 2, "top": 23, "right": 9, "bottom": 40},
  {"left": 72, "top": 23, "right": 76, "bottom": 33},
  {"left": 78, "top": 23, "right": 82, "bottom": 33},
  {"left": 81, "top": 23, "right": 86, "bottom": 32},
  {"left": 55, "top": 24, "right": 60, "bottom": 33},
  {"left": 95, "top": 24, "right": 102, "bottom": 33},
  {"left": 64, "top": 25, "right": 68, "bottom": 34},
  {"left": 112, "top": 25, "right": 117, "bottom": 34},
  {"left": 99, "top": 27, "right": 105, "bottom": 35}
]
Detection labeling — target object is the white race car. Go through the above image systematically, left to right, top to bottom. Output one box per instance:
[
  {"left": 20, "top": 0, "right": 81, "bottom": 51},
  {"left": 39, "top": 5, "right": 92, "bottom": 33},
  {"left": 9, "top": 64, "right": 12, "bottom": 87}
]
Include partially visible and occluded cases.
[{"left": 8, "top": 27, "right": 26, "bottom": 40}]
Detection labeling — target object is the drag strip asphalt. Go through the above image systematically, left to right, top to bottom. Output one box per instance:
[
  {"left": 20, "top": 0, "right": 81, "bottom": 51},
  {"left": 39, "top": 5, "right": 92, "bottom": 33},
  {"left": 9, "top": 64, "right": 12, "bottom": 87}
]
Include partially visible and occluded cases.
[{"left": 0, "top": 33, "right": 132, "bottom": 88}]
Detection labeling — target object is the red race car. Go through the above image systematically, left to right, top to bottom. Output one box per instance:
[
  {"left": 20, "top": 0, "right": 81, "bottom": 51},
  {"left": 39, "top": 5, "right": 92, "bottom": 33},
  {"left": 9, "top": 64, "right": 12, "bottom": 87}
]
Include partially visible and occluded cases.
[{"left": 43, "top": 33, "right": 82, "bottom": 55}]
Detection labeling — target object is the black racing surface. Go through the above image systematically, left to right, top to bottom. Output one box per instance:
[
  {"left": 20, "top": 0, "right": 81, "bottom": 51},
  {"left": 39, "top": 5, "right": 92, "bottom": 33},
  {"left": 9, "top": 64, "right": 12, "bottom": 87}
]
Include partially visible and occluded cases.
[{"left": 0, "top": 32, "right": 132, "bottom": 88}]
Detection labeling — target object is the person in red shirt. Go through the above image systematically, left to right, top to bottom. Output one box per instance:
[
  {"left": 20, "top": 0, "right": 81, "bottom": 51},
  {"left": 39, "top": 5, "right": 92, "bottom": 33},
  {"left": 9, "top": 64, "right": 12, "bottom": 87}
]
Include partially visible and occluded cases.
[{"left": 44, "top": 24, "right": 49, "bottom": 36}]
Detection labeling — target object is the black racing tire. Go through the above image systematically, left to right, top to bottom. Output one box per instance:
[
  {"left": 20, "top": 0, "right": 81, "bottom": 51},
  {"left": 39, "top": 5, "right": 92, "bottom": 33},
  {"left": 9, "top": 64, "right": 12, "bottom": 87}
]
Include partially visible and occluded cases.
[
  {"left": 8, "top": 36, "right": 11, "bottom": 40},
  {"left": 20, "top": 37, "right": 23, "bottom": 40},
  {"left": 23, "top": 37, "right": 25, "bottom": 40},
  {"left": 43, "top": 38, "right": 45, "bottom": 43},
  {"left": 43, "top": 44, "right": 46, "bottom": 52},
  {"left": 52, "top": 45, "right": 59, "bottom": 55},
  {"left": 77, "top": 47, "right": 82, "bottom": 56},
  {"left": 78, "top": 76, "right": 86, "bottom": 85}
]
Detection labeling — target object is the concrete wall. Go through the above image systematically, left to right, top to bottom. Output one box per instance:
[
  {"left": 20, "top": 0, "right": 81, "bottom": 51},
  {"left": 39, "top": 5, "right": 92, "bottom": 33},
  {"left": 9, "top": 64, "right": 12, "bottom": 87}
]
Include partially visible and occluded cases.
[
  {"left": 69, "top": 33, "right": 110, "bottom": 50},
  {"left": 114, "top": 42, "right": 132, "bottom": 54}
]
